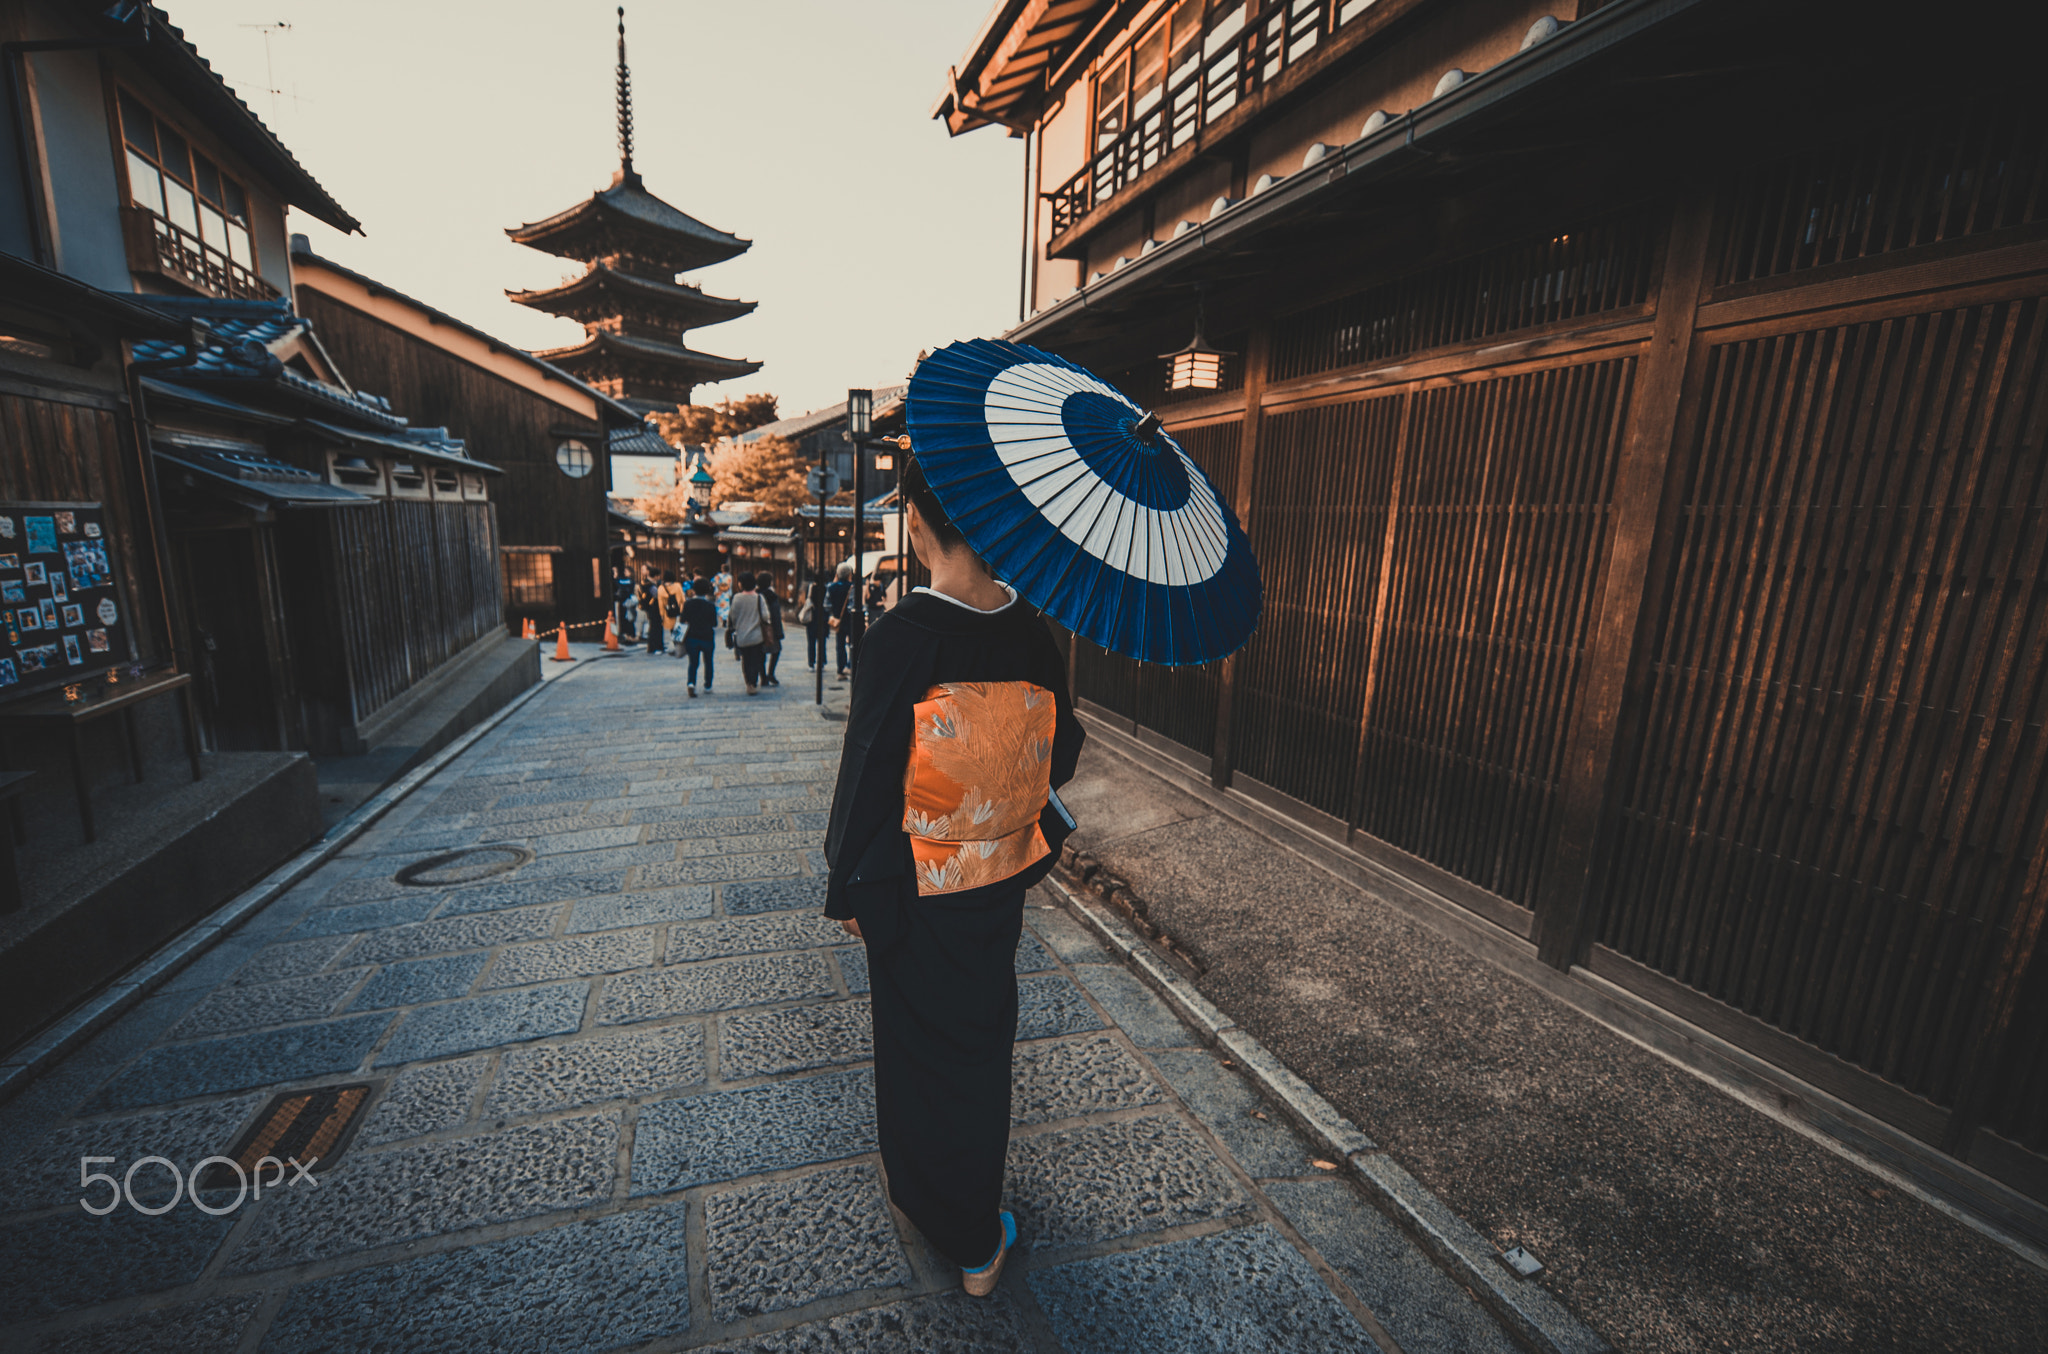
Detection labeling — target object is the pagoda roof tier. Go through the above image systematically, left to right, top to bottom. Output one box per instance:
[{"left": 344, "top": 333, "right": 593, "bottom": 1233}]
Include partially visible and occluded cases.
[
  {"left": 507, "top": 172, "right": 749, "bottom": 273},
  {"left": 507, "top": 263, "right": 755, "bottom": 330},
  {"left": 535, "top": 328, "right": 763, "bottom": 385}
]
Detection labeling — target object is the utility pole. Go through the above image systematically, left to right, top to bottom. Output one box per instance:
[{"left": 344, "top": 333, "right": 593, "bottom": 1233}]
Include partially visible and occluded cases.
[{"left": 807, "top": 448, "right": 837, "bottom": 706}]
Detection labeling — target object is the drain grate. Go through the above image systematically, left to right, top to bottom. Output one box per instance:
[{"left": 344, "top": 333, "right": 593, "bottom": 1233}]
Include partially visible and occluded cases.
[
  {"left": 392, "top": 844, "right": 533, "bottom": 887},
  {"left": 199, "top": 1083, "right": 374, "bottom": 1190}
]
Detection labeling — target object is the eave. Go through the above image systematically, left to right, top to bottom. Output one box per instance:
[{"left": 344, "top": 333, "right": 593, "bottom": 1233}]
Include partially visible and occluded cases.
[
  {"left": 933, "top": 0, "right": 1111, "bottom": 134},
  {"left": 1013, "top": 0, "right": 1720, "bottom": 351},
  {"left": 127, "top": 4, "right": 359, "bottom": 231},
  {"left": 507, "top": 177, "right": 750, "bottom": 273},
  {"left": 507, "top": 264, "right": 755, "bottom": 330},
  {"left": 534, "top": 330, "right": 763, "bottom": 383}
]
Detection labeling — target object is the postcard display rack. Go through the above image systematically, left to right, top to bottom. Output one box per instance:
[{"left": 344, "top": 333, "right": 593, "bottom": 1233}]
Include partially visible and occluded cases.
[{"left": 0, "top": 502, "right": 133, "bottom": 699}]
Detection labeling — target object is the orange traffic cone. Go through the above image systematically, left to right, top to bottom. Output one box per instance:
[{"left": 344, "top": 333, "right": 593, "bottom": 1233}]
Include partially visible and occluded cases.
[
  {"left": 603, "top": 612, "right": 619, "bottom": 651},
  {"left": 521, "top": 617, "right": 536, "bottom": 640},
  {"left": 551, "top": 625, "right": 573, "bottom": 662}
]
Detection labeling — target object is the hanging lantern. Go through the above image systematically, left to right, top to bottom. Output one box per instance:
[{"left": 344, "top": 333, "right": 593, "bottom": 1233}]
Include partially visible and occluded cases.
[{"left": 1159, "top": 285, "right": 1233, "bottom": 392}]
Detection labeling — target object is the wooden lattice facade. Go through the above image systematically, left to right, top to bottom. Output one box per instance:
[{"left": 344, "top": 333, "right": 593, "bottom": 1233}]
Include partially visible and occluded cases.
[{"left": 949, "top": 0, "right": 2048, "bottom": 1225}]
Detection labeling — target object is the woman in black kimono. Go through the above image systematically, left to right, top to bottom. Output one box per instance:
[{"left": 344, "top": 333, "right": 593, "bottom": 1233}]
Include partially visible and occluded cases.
[{"left": 824, "top": 450, "right": 1083, "bottom": 1294}]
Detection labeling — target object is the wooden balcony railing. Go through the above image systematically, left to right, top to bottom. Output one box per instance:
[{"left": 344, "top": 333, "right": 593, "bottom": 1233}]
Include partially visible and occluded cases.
[
  {"left": 1045, "top": 0, "right": 1358, "bottom": 241},
  {"left": 121, "top": 206, "right": 279, "bottom": 302}
]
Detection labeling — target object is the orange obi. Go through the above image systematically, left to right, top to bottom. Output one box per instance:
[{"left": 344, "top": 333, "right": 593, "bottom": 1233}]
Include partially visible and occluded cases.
[{"left": 901, "top": 681, "right": 1055, "bottom": 895}]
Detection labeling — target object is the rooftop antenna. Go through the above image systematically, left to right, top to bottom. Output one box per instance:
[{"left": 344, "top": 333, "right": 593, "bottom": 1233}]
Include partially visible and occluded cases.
[
  {"left": 615, "top": 6, "right": 636, "bottom": 183},
  {"left": 238, "top": 21, "right": 291, "bottom": 120}
]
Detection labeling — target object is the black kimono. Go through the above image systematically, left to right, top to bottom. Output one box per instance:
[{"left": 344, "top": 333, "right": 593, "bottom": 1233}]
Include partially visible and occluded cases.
[{"left": 824, "top": 587, "right": 1084, "bottom": 1267}]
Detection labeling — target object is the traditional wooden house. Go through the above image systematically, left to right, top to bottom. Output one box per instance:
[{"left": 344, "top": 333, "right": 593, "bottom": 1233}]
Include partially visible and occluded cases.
[
  {"left": 0, "top": 0, "right": 522, "bottom": 1051},
  {"left": 937, "top": 0, "right": 2048, "bottom": 1229},
  {"left": 505, "top": 10, "right": 759, "bottom": 416},
  {"left": 292, "top": 241, "right": 661, "bottom": 638}
]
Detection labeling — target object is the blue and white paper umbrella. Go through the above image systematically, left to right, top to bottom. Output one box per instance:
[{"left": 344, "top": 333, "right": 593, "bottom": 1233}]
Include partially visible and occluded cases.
[{"left": 906, "top": 338, "right": 1261, "bottom": 665}]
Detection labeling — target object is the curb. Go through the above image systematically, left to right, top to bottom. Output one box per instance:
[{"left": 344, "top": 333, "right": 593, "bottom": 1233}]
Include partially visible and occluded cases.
[
  {"left": 0, "top": 668, "right": 569, "bottom": 1108},
  {"left": 1043, "top": 871, "right": 1612, "bottom": 1354}
]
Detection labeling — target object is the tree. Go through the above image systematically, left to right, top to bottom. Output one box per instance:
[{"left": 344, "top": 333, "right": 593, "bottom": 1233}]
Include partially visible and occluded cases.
[
  {"left": 653, "top": 392, "right": 778, "bottom": 446},
  {"left": 630, "top": 433, "right": 808, "bottom": 528},
  {"left": 707, "top": 433, "right": 809, "bottom": 525}
]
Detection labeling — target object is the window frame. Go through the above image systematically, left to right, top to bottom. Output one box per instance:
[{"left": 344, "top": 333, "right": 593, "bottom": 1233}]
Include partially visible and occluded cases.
[{"left": 111, "top": 84, "right": 265, "bottom": 293}]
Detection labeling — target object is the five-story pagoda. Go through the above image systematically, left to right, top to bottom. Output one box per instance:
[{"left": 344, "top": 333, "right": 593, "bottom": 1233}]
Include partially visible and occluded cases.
[{"left": 507, "top": 8, "right": 760, "bottom": 415}]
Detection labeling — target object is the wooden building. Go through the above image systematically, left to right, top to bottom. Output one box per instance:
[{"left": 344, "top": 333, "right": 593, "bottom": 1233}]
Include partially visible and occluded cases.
[
  {"left": 937, "top": 0, "right": 2048, "bottom": 1230},
  {"left": 0, "top": 2, "right": 519, "bottom": 1048},
  {"left": 505, "top": 11, "right": 759, "bottom": 416},
  {"left": 294, "top": 242, "right": 659, "bottom": 637}
]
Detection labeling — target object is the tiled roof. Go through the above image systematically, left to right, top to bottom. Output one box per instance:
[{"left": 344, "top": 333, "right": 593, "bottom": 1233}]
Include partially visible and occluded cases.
[
  {"left": 131, "top": 4, "right": 357, "bottom": 231},
  {"left": 509, "top": 174, "right": 750, "bottom": 262},
  {"left": 293, "top": 241, "right": 648, "bottom": 426},
  {"left": 133, "top": 296, "right": 409, "bottom": 429},
  {"left": 608, "top": 422, "right": 676, "bottom": 457}
]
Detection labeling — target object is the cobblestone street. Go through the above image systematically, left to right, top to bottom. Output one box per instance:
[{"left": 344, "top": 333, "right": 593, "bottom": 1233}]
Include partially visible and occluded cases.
[{"left": 0, "top": 652, "right": 1522, "bottom": 1352}]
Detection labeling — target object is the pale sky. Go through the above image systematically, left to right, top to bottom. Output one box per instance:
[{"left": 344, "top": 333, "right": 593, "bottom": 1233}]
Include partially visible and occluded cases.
[{"left": 163, "top": 0, "right": 1024, "bottom": 418}]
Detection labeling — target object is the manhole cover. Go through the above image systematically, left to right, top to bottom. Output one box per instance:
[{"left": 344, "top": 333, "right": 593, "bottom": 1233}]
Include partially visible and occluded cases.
[
  {"left": 393, "top": 844, "right": 533, "bottom": 887},
  {"left": 199, "top": 1083, "right": 374, "bottom": 1190}
]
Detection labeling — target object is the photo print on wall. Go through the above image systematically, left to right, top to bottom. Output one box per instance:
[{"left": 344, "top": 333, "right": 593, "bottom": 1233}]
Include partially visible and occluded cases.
[{"left": 64, "top": 541, "right": 111, "bottom": 589}]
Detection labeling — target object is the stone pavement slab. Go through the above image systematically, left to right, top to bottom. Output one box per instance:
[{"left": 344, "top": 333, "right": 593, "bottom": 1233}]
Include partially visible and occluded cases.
[
  {"left": 0, "top": 655, "right": 1528, "bottom": 1353},
  {"left": 704, "top": 1162, "right": 910, "bottom": 1320},
  {"left": 260, "top": 1202, "right": 693, "bottom": 1353}
]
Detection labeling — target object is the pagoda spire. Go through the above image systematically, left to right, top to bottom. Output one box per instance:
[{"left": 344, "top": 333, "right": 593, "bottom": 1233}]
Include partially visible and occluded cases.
[
  {"left": 505, "top": 5, "right": 760, "bottom": 414},
  {"left": 615, "top": 7, "right": 636, "bottom": 184}
]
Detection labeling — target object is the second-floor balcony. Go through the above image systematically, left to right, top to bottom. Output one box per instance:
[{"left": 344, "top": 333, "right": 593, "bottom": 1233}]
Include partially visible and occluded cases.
[
  {"left": 1046, "top": 0, "right": 1386, "bottom": 244},
  {"left": 121, "top": 206, "right": 279, "bottom": 303}
]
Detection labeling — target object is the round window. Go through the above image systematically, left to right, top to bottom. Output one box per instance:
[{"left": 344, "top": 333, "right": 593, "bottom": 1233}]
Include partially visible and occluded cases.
[{"left": 556, "top": 439, "right": 594, "bottom": 478}]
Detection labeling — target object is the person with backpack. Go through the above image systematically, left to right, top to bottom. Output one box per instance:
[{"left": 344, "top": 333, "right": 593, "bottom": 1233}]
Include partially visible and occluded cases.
[
  {"left": 657, "top": 571, "right": 687, "bottom": 656},
  {"left": 679, "top": 578, "right": 718, "bottom": 695},
  {"left": 804, "top": 579, "right": 828, "bottom": 671}
]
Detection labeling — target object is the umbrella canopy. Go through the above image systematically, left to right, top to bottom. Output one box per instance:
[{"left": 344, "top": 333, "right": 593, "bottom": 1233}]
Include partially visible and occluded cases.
[{"left": 906, "top": 338, "right": 1261, "bottom": 665}]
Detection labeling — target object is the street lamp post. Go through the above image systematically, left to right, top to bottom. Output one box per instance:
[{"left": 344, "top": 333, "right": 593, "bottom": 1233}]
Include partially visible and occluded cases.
[{"left": 846, "top": 388, "right": 872, "bottom": 675}]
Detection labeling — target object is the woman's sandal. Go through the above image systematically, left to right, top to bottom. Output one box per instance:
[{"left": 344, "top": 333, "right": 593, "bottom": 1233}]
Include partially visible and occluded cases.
[{"left": 961, "top": 1211, "right": 1017, "bottom": 1297}]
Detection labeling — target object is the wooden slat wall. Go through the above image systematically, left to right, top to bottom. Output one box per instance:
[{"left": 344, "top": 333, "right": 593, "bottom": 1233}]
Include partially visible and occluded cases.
[
  {"left": 1060, "top": 98, "right": 2048, "bottom": 1195},
  {"left": 1717, "top": 106, "right": 2048, "bottom": 287},
  {"left": 1268, "top": 206, "right": 1657, "bottom": 384},
  {"left": 1594, "top": 299, "right": 2048, "bottom": 1113},
  {"left": 1356, "top": 360, "right": 1634, "bottom": 908},
  {"left": 0, "top": 392, "right": 162, "bottom": 669},
  {"left": 1231, "top": 394, "right": 1402, "bottom": 816},
  {"left": 1073, "top": 419, "right": 1244, "bottom": 759},
  {"left": 327, "top": 500, "right": 501, "bottom": 722}
]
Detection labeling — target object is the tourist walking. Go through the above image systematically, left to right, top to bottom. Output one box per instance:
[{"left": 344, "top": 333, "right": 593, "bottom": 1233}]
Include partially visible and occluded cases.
[
  {"left": 823, "top": 450, "right": 1083, "bottom": 1295},
  {"left": 826, "top": 561, "right": 854, "bottom": 679},
  {"left": 713, "top": 564, "right": 734, "bottom": 625},
  {"left": 638, "top": 567, "right": 663, "bottom": 655},
  {"left": 657, "top": 571, "right": 687, "bottom": 656},
  {"left": 726, "top": 572, "right": 770, "bottom": 695},
  {"left": 760, "top": 578, "right": 785, "bottom": 687},
  {"left": 679, "top": 579, "right": 718, "bottom": 696},
  {"left": 805, "top": 579, "right": 829, "bottom": 671}
]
